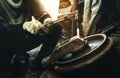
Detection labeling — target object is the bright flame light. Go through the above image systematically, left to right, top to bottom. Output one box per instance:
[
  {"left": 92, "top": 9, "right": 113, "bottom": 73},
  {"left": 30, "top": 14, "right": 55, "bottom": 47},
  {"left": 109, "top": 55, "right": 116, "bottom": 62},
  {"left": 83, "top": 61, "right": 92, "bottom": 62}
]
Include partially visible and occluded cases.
[
  {"left": 41, "top": 0, "right": 60, "bottom": 20},
  {"left": 76, "top": 28, "right": 84, "bottom": 40},
  {"left": 77, "top": 28, "right": 80, "bottom": 38}
]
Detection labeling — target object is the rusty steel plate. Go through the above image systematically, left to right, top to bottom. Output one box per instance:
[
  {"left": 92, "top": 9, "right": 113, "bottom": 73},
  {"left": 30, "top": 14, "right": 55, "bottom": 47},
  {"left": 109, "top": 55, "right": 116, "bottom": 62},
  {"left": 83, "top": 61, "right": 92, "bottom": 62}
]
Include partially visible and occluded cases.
[{"left": 54, "top": 34, "right": 113, "bottom": 72}]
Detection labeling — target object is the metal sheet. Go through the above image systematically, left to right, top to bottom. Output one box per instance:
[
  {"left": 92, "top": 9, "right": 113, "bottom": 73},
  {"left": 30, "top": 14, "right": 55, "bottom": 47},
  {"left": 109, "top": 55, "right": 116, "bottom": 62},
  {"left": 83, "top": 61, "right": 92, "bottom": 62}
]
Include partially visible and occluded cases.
[{"left": 54, "top": 34, "right": 113, "bottom": 72}]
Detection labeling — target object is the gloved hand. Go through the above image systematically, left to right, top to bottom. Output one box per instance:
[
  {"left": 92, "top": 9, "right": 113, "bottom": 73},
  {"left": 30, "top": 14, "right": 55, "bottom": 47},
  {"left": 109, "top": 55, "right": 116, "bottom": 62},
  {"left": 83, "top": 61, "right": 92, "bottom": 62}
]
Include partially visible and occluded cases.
[
  {"left": 23, "top": 16, "right": 43, "bottom": 34},
  {"left": 39, "top": 17, "right": 60, "bottom": 36},
  {"left": 43, "top": 18, "right": 54, "bottom": 25}
]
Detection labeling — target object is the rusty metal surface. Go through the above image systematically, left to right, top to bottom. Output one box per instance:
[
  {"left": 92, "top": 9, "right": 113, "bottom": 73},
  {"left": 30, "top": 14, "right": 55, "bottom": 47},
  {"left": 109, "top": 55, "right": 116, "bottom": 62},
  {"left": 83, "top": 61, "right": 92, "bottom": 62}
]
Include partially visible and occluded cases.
[{"left": 49, "top": 36, "right": 87, "bottom": 64}]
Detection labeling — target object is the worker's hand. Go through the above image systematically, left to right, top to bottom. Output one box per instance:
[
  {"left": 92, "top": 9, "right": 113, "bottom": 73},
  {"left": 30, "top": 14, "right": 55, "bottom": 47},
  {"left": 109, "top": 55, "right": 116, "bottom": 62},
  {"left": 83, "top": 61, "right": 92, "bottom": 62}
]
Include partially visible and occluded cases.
[
  {"left": 23, "top": 16, "right": 43, "bottom": 34},
  {"left": 43, "top": 18, "right": 54, "bottom": 29},
  {"left": 44, "top": 18, "right": 54, "bottom": 25}
]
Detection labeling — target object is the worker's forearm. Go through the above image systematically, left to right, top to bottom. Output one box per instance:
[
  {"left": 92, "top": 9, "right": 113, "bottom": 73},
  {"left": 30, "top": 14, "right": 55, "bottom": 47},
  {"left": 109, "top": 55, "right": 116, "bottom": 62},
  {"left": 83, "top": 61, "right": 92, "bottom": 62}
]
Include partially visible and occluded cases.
[{"left": 30, "top": 0, "right": 51, "bottom": 23}]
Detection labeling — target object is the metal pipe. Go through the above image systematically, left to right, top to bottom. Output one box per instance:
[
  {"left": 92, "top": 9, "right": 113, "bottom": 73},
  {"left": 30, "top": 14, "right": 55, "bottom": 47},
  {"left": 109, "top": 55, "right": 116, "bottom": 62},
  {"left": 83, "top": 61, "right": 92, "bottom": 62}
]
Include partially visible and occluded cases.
[{"left": 71, "top": 0, "right": 78, "bottom": 37}]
